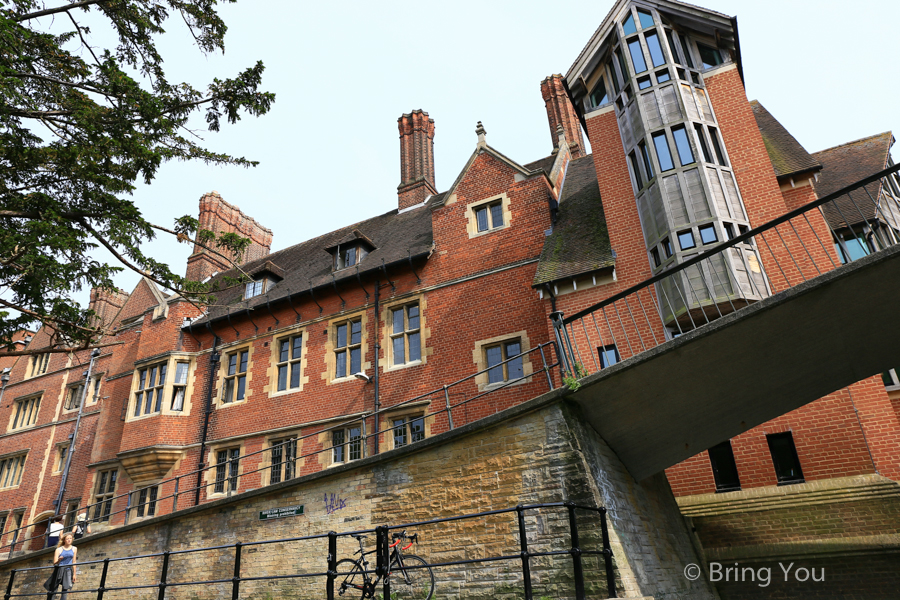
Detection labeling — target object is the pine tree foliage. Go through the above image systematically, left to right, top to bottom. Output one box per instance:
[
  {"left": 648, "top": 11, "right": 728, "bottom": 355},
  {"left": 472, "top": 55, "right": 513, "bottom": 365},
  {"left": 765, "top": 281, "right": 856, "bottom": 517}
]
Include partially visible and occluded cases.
[{"left": 0, "top": 0, "right": 274, "bottom": 353}]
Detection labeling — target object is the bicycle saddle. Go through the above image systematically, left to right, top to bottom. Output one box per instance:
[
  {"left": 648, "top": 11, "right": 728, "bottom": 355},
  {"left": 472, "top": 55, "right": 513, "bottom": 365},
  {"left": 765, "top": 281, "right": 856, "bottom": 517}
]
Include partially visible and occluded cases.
[{"left": 350, "top": 534, "right": 367, "bottom": 540}]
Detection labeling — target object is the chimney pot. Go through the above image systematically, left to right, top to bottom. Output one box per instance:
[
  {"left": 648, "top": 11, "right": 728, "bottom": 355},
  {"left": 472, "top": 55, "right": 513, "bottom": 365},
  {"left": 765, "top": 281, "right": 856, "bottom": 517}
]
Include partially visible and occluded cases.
[{"left": 541, "top": 74, "right": 585, "bottom": 158}]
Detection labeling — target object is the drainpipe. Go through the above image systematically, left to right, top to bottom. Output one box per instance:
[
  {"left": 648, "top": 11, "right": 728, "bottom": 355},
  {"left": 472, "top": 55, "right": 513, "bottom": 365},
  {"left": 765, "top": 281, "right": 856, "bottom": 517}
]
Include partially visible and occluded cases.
[
  {"left": 372, "top": 280, "right": 381, "bottom": 454},
  {"left": 194, "top": 337, "right": 220, "bottom": 505},
  {"left": 54, "top": 348, "right": 101, "bottom": 516}
]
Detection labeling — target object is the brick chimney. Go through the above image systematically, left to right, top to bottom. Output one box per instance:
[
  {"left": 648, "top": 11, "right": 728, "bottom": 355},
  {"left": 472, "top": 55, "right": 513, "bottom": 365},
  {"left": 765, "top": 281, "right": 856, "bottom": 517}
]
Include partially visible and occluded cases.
[
  {"left": 540, "top": 75, "right": 585, "bottom": 159},
  {"left": 397, "top": 110, "right": 437, "bottom": 210},
  {"left": 185, "top": 191, "right": 273, "bottom": 282},
  {"left": 89, "top": 287, "right": 129, "bottom": 330}
]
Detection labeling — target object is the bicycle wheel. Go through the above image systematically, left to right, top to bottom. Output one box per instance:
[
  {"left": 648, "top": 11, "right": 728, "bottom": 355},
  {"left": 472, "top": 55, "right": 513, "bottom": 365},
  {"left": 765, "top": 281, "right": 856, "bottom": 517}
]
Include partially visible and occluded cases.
[
  {"left": 389, "top": 554, "right": 435, "bottom": 600},
  {"left": 336, "top": 558, "right": 369, "bottom": 598}
]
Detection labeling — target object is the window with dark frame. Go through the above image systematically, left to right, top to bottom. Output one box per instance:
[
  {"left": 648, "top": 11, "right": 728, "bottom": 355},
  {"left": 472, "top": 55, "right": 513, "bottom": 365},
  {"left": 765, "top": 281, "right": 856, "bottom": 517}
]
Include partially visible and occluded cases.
[
  {"left": 636, "top": 9, "right": 654, "bottom": 29},
  {"left": 645, "top": 31, "right": 666, "bottom": 67},
  {"left": 679, "top": 35, "right": 695, "bottom": 68},
  {"left": 627, "top": 37, "right": 648, "bottom": 74},
  {"left": 697, "top": 43, "right": 723, "bottom": 69},
  {"left": 656, "top": 69, "right": 671, "bottom": 83},
  {"left": 637, "top": 75, "right": 652, "bottom": 90},
  {"left": 589, "top": 78, "right": 609, "bottom": 107},
  {"left": 694, "top": 124, "right": 713, "bottom": 163},
  {"left": 672, "top": 126, "right": 695, "bottom": 166},
  {"left": 709, "top": 127, "right": 728, "bottom": 166},
  {"left": 652, "top": 131, "right": 675, "bottom": 171},
  {"left": 639, "top": 141, "right": 654, "bottom": 180},
  {"left": 629, "top": 152, "right": 643, "bottom": 190},
  {"left": 475, "top": 200, "right": 504, "bottom": 233},
  {"left": 724, "top": 222, "right": 735, "bottom": 240},
  {"left": 699, "top": 224, "right": 718, "bottom": 245},
  {"left": 678, "top": 230, "right": 696, "bottom": 250},
  {"left": 662, "top": 237, "right": 673, "bottom": 258},
  {"left": 334, "top": 244, "right": 369, "bottom": 271},
  {"left": 650, "top": 247, "right": 661, "bottom": 267},
  {"left": 244, "top": 279, "right": 267, "bottom": 299},
  {"left": 391, "top": 304, "right": 422, "bottom": 366},
  {"left": 335, "top": 319, "right": 362, "bottom": 378},
  {"left": 276, "top": 334, "right": 303, "bottom": 391},
  {"left": 485, "top": 340, "right": 524, "bottom": 385},
  {"left": 598, "top": 345, "right": 620, "bottom": 368},
  {"left": 222, "top": 350, "right": 248, "bottom": 403},
  {"left": 28, "top": 353, "right": 50, "bottom": 378},
  {"left": 134, "top": 362, "right": 167, "bottom": 416},
  {"left": 171, "top": 362, "right": 189, "bottom": 410},
  {"left": 881, "top": 368, "right": 899, "bottom": 388},
  {"left": 64, "top": 383, "right": 85, "bottom": 411},
  {"left": 10, "top": 396, "right": 40, "bottom": 430},
  {"left": 392, "top": 416, "right": 426, "bottom": 449},
  {"left": 332, "top": 426, "right": 362, "bottom": 463},
  {"left": 766, "top": 432, "right": 805, "bottom": 484},
  {"left": 269, "top": 437, "right": 297, "bottom": 484},
  {"left": 708, "top": 440, "right": 741, "bottom": 492},
  {"left": 55, "top": 444, "right": 69, "bottom": 472},
  {"left": 214, "top": 448, "right": 240, "bottom": 494},
  {"left": 0, "top": 454, "right": 26, "bottom": 489},
  {"left": 93, "top": 469, "right": 118, "bottom": 522},
  {"left": 134, "top": 486, "right": 158, "bottom": 518},
  {"left": 9, "top": 512, "right": 23, "bottom": 547}
]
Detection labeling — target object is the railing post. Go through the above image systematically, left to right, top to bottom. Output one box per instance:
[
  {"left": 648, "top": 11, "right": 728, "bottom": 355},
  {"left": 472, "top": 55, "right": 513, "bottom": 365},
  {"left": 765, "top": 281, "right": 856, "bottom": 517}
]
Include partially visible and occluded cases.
[
  {"left": 549, "top": 311, "right": 571, "bottom": 375},
  {"left": 538, "top": 345, "right": 554, "bottom": 390},
  {"left": 443, "top": 385, "right": 454, "bottom": 430},
  {"left": 172, "top": 477, "right": 179, "bottom": 513},
  {"left": 124, "top": 492, "right": 132, "bottom": 526},
  {"left": 566, "top": 502, "right": 585, "bottom": 600},
  {"left": 516, "top": 505, "right": 533, "bottom": 600},
  {"left": 599, "top": 507, "right": 617, "bottom": 598},
  {"left": 375, "top": 525, "right": 390, "bottom": 600},
  {"left": 326, "top": 531, "right": 337, "bottom": 600},
  {"left": 232, "top": 542, "right": 242, "bottom": 600},
  {"left": 157, "top": 550, "right": 170, "bottom": 600},
  {"left": 96, "top": 558, "right": 110, "bottom": 600},
  {"left": 45, "top": 566, "right": 59, "bottom": 600},
  {"left": 4, "top": 569, "right": 15, "bottom": 600}
]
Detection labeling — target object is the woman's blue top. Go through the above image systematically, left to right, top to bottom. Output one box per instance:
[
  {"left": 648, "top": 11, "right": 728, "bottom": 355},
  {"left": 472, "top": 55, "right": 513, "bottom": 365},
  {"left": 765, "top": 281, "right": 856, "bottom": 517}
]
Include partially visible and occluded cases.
[{"left": 57, "top": 548, "right": 74, "bottom": 566}]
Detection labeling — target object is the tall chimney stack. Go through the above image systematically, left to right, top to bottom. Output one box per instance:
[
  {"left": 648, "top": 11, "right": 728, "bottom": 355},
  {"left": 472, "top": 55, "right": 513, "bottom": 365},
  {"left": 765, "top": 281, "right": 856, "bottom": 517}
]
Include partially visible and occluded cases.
[
  {"left": 540, "top": 75, "right": 585, "bottom": 159},
  {"left": 397, "top": 110, "right": 437, "bottom": 210},
  {"left": 185, "top": 191, "right": 273, "bottom": 282}
]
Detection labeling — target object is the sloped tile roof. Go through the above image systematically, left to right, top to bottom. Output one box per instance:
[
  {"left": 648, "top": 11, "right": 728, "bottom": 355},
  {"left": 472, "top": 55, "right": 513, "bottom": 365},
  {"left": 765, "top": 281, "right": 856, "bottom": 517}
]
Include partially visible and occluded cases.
[
  {"left": 750, "top": 101, "right": 821, "bottom": 179},
  {"left": 812, "top": 132, "right": 893, "bottom": 229},
  {"left": 533, "top": 154, "right": 615, "bottom": 287},
  {"left": 524, "top": 155, "right": 557, "bottom": 177},
  {"left": 195, "top": 196, "right": 439, "bottom": 325}
]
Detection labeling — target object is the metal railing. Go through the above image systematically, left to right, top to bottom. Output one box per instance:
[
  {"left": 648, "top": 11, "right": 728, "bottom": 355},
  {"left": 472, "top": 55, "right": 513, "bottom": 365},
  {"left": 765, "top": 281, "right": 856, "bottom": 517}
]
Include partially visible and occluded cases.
[
  {"left": 551, "top": 163, "right": 900, "bottom": 378},
  {"left": 0, "top": 343, "right": 561, "bottom": 556},
  {"left": 2, "top": 502, "right": 616, "bottom": 600}
]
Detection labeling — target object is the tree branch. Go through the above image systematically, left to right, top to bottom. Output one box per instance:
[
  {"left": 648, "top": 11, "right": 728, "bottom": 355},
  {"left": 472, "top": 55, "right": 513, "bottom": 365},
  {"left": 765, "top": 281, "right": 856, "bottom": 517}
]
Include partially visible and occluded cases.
[
  {"left": 14, "top": 0, "right": 107, "bottom": 22},
  {"left": 0, "top": 210, "right": 103, "bottom": 219},
  {"left": 0, "top": 298, "right": 98, "bottom": 335},
  {"left": 0, "top": 340, "right": 123, "bottom": 357}
]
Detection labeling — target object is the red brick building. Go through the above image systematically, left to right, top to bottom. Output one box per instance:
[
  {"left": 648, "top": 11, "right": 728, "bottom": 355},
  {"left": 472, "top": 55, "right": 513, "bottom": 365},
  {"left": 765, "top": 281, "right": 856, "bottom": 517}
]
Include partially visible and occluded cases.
[{"left": 1, "top": 1, "right": 898, "bottom": 581}]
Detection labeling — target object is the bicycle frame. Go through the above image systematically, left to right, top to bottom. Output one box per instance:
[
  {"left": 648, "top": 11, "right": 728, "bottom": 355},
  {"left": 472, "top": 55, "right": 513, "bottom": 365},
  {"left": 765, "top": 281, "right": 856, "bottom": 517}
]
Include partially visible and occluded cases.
[{"left": 339, "top": 533, "right": 418, "bottom": 596}]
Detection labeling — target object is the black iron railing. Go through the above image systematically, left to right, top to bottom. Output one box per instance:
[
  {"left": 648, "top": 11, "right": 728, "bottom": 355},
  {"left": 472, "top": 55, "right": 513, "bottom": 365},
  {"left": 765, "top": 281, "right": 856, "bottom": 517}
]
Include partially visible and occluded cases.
[
  {"left": 551, "top": 163, "right": 900, "bottom": 378},
  {"left": 0, "top": 343, "right": 561, "bottom": 556},
  {"left": 3, "top": 502, "right": 616, "bottom": 600}
]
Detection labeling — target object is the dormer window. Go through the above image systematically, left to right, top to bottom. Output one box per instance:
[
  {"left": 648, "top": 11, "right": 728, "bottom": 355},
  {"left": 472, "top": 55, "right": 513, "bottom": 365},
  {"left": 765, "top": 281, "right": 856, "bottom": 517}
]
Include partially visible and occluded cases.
[
  {"left": 327, "top": 229, "right": 376, "bottom": 272},
  {"left": 334, "top": 244, "right": 369, "bottom": 271},
  {"left": 243, "top": 261, "right": 284, "bottom": 299},
  {"left": 244, "top": 278, "right": 268, "bottom": 299}
]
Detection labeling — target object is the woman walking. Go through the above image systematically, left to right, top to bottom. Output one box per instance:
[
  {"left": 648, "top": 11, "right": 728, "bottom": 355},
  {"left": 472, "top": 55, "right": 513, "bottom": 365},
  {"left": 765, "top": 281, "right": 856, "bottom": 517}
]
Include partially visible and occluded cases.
[{"left": 51, "top": 533, "right": 77, "bottom": 600}]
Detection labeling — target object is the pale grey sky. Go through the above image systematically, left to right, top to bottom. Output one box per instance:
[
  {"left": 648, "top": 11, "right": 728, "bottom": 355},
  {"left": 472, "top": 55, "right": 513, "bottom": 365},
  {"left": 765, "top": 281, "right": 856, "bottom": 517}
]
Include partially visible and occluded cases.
[{"left": 75, "top": 0, "right": 900, "bottom": 302}]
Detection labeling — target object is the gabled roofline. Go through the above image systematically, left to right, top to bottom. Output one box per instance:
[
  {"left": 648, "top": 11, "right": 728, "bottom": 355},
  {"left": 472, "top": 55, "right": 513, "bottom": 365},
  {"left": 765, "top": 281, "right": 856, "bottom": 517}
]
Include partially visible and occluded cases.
[{"left": 566, "top": 0, "right": 736, "bottom": 85}]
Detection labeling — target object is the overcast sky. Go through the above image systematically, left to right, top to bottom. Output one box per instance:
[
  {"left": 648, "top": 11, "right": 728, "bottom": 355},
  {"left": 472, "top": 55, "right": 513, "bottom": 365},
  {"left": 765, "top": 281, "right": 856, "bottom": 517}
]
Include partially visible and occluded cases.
[{"left": 71, "top": 0, "right": 900, "bottom": 304}]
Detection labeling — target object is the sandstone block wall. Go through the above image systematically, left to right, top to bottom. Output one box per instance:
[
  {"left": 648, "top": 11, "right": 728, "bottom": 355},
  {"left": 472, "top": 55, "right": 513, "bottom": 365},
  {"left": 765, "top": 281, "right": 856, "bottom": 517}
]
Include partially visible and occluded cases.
[{"left": 1, "top": 398, "right": 715, "bottom": 599}]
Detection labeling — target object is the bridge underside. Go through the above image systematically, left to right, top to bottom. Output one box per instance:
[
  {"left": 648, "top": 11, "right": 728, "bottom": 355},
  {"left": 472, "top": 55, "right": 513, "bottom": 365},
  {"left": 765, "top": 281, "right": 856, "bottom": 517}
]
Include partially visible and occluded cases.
[{"left": 570, "top": 244, "right": 900, "bottom": 481}]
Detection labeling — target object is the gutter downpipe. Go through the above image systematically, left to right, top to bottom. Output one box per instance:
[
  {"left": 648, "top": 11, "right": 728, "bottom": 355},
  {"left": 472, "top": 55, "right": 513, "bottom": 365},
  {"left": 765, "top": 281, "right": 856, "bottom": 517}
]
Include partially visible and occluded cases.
[
  {"left": 373, "top": 280, "right": 381, "bottom": 455},
  {"left": 194, "top": 337, "right": 220, "bottom": 506},
  {"left": 54, "top": 348, "right": 101, "bottom": 516}
]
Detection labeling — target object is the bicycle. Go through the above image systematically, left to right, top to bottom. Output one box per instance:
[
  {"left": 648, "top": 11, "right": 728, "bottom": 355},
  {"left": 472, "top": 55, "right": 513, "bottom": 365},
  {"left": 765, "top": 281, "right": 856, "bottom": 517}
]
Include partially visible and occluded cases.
[{"left": 336, "top": 530, "right": 435, "bottom": 599}]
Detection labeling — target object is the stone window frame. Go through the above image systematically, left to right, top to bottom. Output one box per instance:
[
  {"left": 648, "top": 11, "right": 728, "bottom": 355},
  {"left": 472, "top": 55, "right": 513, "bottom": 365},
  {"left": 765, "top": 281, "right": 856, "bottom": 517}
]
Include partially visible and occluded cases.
[
  {"left": 466, "top": 193, "right": 512, "bottom": 239},
  {"left": 380, "top": 294, "right": 432, "bottom": 374},
  {"left": 322, "top": 310, "right": 371, "bottom": 385},
  {"left": 264, "top": 327, "right": 309, "bottom": 398},
  {"left": 472, "top": 330, "right": 534, "bottom": 392},
  {"left": 215, "top": 343, "right": 254, "bottom": 409},
  {"left": 25, "top": 352, "right": 51, "bottom": 379},
  {"left": 126, "top": 354, "right": 198, "bottom": 421},
  {"left": 7, "top": 393, "right": 41, "bottom": 432},
  {"left": 377, "top": 402, "right": 434, "bottom": 453},
  {"left": 322, "top": 422, "right": 364, "bottom": 468},
  {"left": 260, "top": 432, "right": 299, "bottom": 486},
  {"left": 203, "top": 441, "right": 246, "bottom": 498},
  {"left": 52, "top": 442, "right": 70, "bottom": 475},
  {"left": 0, "top": 452, "right": 28, "bottom": 490},
  {"left": 90, "top": 467, "right": 120, "bottom": 522},
  {"left": 130, "top": 485, "right": 159, "bottom": 520}
]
